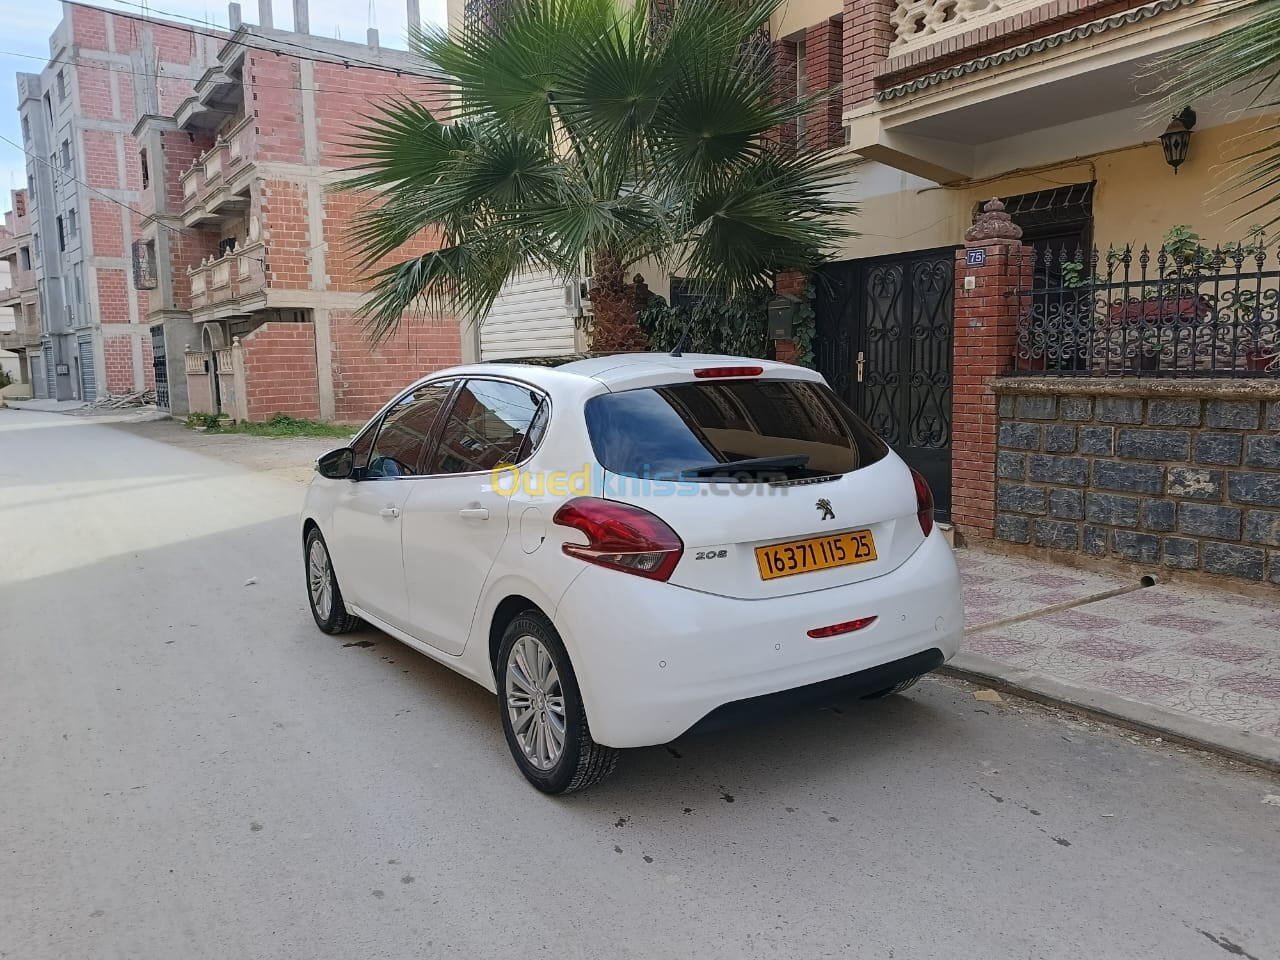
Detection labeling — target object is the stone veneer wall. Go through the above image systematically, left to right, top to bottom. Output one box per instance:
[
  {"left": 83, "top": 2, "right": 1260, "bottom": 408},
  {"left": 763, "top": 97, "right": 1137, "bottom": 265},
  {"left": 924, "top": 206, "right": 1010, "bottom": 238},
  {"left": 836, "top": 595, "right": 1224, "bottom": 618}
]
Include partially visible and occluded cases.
[{"left": 993, "top": 379, "right": 1280, "bottom": 585}]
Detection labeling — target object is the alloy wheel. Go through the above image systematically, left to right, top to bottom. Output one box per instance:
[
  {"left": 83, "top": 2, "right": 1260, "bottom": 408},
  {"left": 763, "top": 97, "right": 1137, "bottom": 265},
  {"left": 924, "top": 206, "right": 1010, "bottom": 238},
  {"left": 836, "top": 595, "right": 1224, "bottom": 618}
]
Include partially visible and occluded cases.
[
  {"left": 308, "top": 538, "right": 333, "bottom": 621},
  {"left": 505, "top": 635, "right": 566, "bottom": 770}
]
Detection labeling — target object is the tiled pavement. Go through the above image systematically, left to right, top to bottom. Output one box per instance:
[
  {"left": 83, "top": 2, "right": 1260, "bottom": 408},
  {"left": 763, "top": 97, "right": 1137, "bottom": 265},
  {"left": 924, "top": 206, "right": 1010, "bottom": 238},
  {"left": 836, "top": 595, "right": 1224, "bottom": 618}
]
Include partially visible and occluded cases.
[{"left": 956, "top": 548, "right": 1280, "bottom": 749}]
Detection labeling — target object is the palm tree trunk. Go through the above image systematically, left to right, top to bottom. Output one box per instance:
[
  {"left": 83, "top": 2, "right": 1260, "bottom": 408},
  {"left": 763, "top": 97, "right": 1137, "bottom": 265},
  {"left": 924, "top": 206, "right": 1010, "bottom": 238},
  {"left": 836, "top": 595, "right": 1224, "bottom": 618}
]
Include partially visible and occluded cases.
[{"left": 587, "top": 252, "right": 650, "bottom": 353}]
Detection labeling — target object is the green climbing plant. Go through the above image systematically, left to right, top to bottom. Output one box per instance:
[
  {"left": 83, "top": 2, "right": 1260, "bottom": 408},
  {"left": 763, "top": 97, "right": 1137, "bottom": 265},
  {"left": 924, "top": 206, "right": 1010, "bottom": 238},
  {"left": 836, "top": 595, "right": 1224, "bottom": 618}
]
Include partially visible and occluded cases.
[{"left": 635, "top": 279, "right": 818, "bottom": 367}]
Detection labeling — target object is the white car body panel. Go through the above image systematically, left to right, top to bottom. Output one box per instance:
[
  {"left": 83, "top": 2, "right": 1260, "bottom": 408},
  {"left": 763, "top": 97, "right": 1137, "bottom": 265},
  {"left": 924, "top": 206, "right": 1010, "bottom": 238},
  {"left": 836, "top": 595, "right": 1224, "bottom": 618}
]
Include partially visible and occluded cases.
[{"left": 302, "top": 354, "right": 964, "bottom": 747}]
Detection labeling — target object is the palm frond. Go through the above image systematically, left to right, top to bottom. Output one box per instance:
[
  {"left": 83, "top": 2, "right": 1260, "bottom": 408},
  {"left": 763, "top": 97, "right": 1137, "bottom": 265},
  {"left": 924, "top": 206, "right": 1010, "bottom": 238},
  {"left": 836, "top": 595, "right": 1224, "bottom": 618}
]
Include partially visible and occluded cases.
[
  {"left": 342, "top": 0, "right": 854, "bottom": 341},
  {"left": 1144, "top": 0, "right": 1280, "bottom": 228},
  {"left": 680, "top": 151, "right": 860, "bottom": 295}
]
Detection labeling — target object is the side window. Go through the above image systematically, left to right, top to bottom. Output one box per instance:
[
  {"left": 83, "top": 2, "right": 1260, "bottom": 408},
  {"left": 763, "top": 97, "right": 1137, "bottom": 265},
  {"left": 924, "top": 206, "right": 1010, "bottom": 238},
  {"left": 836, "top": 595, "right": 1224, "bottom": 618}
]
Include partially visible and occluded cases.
[
  {"left": 426, "top": 380, "right": 544, "bottom": 475},
  {"left": 366, "top": 382, "right": 454, "bottom": 479},
  {"left": 349, "top": 422, "right": 378, "bottom": 472}
]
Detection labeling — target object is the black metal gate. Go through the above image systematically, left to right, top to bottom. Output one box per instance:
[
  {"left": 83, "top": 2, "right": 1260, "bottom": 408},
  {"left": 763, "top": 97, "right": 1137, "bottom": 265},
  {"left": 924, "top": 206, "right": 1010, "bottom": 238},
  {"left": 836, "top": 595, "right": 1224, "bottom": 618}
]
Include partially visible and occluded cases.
[
  {"left": 814, "top": 248, "right": 956, "bottom": 522},
  {"left": 151, "top": 325, "right": 169, "bottom": 410}
]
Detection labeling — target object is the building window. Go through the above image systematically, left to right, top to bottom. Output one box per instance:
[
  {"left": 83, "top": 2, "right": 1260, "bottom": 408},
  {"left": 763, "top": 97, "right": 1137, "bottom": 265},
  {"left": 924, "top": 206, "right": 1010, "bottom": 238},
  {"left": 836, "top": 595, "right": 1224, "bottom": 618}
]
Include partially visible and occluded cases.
[
  {"left": 56, "top": 69, "right": 67, "bottom": 101},
  {"left": 43, "top": 93, "right": 52, "bottom": 125},
  {"left": 21, "top": 116, "right": 30, "bottom": 143},
  {"left": 61, "top": 140, "right": 71, "bottom": 170},
  {"left": 140, "top": 149, "right": 149, "bottom": 189},
  {"left": 27, "top": 175, "right": 35, "bottom": 198},
  {"left": 67, "top": 208, "right": 77, "bottom": 238},
  {"left": 56, "top": 216, "right": 65, "bottom": 252},
  {"left": 32, "top": 232, "right": 40, "bottom": 258},
  {"left": 219, "top": 237, "right": 238, "bottom": 257},
  {"left": 132, "top": 240, "right": 158, "bottom": 290},
  {"left": 20, "top": 246, "right": 31, "bottom": 270},
  {"left": 74, "top": 263, "right": 83, "bottom": 307}
]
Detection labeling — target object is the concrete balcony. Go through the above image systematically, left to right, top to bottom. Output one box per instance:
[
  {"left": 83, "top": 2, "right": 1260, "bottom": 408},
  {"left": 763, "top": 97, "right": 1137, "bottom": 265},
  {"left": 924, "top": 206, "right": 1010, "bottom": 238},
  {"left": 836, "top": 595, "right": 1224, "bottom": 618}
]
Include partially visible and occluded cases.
[
  {"left": 848, "top": 0, "right": 1228, "bottom": 182},
  {"left": 180, "top": 116, "right": 255, "bottom": 227},
  {"left": 187, "top": 240, "right": 268, "bottom": 320},
  {"left": 0, "top": 268, "right": 34, "bottom": 305}
]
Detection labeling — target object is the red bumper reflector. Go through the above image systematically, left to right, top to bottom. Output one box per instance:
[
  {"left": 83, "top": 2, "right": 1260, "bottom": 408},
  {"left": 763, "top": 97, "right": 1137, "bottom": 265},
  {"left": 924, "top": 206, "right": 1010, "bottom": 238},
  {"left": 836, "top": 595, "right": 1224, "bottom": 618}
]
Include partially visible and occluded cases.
[
  {"left": 693, "top": 366, "right": 764, "bottom": 379},
  {"left": 807, "top": 616, "right": 878, "bottom": 639}
]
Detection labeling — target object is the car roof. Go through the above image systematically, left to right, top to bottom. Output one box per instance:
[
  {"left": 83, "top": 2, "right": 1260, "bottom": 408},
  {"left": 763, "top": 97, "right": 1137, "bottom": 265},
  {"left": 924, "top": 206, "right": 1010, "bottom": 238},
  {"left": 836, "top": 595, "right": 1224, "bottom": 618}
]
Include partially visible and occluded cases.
[{"left": 460, "top": 352, "right": 825, "bottom": 392}]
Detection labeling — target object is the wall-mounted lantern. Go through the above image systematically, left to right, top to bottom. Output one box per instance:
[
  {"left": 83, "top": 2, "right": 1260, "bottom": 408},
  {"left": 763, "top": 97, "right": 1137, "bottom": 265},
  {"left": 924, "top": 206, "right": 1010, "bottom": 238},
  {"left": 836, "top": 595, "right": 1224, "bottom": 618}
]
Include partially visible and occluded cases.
[{"left": 1159, "top": 106, "right": 1196, "bottom": 174}]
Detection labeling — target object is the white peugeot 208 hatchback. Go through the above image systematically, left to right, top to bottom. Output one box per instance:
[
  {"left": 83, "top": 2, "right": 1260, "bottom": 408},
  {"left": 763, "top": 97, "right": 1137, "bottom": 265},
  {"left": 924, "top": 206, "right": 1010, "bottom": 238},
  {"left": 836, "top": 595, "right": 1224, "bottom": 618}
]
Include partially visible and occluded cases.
[{"left": 301, "top": 353, "right": 963, "bottom": 793}]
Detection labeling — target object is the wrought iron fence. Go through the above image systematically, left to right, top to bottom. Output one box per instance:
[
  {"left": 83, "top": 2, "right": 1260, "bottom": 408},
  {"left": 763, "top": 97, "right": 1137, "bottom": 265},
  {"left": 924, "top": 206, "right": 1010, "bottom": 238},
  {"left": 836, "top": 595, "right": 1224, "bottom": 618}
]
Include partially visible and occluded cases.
[{"left": 1013, "top": 243, "right": 1280, "bottom": 377}]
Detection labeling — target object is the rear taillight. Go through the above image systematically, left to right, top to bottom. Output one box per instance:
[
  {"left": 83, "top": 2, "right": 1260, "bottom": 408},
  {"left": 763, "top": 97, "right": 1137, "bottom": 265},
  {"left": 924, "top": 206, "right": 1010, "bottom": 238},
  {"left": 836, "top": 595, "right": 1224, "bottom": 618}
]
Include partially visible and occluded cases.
[
  {"left": 693, "top": 366, "right": 763, "bottom": 379},
  {"left": 911, "top": 467, "right": 934, "bottom": 538},
  {"left": 552, "top": 497, "right": 684, "bottom": 581}
]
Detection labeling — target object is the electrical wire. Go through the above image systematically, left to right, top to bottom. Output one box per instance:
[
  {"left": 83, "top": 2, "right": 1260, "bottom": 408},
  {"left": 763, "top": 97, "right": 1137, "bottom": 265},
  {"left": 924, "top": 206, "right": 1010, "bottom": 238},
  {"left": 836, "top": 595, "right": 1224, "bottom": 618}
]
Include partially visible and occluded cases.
[
  {"left": 100, "top": 0, "right": 447, "bottom": 82},
  {"left": 0, "top": 47, "right": 432, "bottom": 95}
]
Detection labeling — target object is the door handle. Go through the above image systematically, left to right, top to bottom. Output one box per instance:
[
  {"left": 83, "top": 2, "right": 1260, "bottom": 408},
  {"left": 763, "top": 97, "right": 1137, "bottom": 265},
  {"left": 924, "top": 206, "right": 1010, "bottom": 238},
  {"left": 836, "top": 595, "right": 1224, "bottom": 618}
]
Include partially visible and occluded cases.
[
  {"left": 856, "top": 350, "right": 866, "bottom": 383},
  {"left": 379, "top": 506, "right": 400, "bottom": 519},
  {"left": 458, "top": 507, "right": 490, "bottom": 521}
]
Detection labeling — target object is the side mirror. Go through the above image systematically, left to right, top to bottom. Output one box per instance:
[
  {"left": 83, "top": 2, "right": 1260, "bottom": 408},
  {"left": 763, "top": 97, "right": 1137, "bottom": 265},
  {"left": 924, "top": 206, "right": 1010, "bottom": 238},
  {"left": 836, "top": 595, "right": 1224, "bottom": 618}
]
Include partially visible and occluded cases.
[{"left": 316, "top": 447, "right": 355, "bottom": 480}]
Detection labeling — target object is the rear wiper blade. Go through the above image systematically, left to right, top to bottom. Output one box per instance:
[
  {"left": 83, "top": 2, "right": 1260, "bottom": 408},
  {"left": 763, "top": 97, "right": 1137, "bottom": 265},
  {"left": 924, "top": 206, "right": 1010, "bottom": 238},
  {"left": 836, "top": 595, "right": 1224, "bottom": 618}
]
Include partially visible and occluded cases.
[{"left": 681, "top": 454, "right": 810, "bottom": 477}]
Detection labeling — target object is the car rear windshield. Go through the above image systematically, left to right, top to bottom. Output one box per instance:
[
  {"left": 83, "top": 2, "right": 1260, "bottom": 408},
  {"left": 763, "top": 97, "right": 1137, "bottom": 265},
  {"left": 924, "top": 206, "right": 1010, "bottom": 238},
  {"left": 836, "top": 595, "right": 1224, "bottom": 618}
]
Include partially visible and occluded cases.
[{"left": 584, "top": 379, "right": 889, "bottom": 482}]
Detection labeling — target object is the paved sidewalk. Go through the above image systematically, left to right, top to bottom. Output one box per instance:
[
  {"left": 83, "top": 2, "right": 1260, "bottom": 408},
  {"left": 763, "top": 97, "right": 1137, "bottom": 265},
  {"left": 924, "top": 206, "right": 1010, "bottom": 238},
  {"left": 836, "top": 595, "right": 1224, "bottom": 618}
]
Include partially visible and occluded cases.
[{"left": 953, "top": 547, "right": 1280, "bottom": 767}]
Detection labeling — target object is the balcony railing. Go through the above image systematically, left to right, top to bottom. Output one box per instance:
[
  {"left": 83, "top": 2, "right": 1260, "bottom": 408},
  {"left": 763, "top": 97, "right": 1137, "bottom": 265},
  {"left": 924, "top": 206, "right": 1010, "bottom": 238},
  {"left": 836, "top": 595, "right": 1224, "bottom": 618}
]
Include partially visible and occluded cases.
[
  {"left": 889, "top": 0, "right": 1041, "bottom": 55},
  {"left": 179, "top": 116, "right": 255, "bottom": 219},
  {"left": 187, "top": 240, "right": 267, "bottom": 312},
  {"left": 1014, "top": 244, "right": 1280, "bottom": 378}
]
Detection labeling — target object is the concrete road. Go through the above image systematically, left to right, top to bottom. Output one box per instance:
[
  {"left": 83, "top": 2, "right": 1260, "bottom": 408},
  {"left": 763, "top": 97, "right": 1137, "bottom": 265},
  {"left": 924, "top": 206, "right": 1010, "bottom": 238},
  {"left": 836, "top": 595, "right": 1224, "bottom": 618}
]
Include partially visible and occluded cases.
[{"left": 2, "top": 407, "right": 1277, "bottom": 960}]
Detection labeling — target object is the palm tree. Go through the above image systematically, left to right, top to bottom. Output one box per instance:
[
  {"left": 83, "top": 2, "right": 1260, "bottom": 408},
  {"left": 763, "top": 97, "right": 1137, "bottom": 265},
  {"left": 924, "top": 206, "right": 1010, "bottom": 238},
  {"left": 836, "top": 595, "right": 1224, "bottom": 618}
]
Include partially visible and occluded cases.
[
  {"left": 340, "top": 0, "right": 855, "bottom": 349},
  {"left": 1147, "top": 0, "right": 1280, "bottom": 229}
]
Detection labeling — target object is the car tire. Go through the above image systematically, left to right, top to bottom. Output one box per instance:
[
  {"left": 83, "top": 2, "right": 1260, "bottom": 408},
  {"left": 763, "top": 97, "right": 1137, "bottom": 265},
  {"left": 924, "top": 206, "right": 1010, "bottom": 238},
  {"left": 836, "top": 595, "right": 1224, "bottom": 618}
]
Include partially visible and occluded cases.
[
  {"left": 304, "top": 527, "right": 361, "bottom": 635},
  {"left": 497, "top": 611, "right": 618, "bottom": 794},
  {"left": 862, "top": 674, "right": 924, "bottom": 700}
]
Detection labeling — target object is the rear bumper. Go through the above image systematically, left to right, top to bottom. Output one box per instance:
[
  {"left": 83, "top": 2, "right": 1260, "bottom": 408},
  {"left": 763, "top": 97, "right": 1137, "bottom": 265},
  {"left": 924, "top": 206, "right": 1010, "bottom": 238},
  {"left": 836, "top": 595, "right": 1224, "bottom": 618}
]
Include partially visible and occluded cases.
[{"left": 553, "top": 530, "right": 964, "bottom": 748}]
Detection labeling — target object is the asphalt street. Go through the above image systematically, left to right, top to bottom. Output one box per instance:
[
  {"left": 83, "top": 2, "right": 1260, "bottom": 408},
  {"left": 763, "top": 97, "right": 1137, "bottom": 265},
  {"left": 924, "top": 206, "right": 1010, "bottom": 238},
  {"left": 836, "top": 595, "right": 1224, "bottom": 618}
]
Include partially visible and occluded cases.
[{"left": 1, "top": 407, "right": 1277, "bottom": 960}]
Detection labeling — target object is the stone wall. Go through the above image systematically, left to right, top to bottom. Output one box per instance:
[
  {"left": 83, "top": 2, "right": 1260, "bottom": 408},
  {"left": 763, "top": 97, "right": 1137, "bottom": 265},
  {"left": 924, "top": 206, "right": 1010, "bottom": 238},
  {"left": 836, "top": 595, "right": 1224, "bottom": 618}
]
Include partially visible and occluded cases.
[{"left": 994, "top": 379, "right": 1280, "bottom": 585}]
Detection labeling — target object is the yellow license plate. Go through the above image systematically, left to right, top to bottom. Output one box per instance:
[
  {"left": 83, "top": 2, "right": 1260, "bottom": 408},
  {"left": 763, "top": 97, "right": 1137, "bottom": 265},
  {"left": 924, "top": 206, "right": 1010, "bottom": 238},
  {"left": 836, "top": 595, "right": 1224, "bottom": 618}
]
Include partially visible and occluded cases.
[{"left": 755, "top": 530, "right": 877, "bottom": 581}]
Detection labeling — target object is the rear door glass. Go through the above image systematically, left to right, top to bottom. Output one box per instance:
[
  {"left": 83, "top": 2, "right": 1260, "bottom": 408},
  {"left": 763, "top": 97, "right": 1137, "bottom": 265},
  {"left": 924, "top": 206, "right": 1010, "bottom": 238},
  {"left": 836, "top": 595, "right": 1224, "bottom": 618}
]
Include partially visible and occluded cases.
[
  {"left": 425, "top": 379, "right": 545, "bottom": 474},
  {"left": 584, "top": 379, "right": 888, "bottom": 481}
]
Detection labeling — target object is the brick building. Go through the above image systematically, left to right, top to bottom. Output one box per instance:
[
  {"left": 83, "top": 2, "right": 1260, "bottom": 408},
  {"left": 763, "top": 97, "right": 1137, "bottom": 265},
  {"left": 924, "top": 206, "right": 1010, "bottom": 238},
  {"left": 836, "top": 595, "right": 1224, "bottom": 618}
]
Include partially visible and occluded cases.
[
  {"left": 136, "top": 0, "right": 461, "bottom": 420},
  {"left": 15, "top": 4, "right": 224, "bottom": 401},
  {"left": 0, "top": 190, "right": 41, "bottom": 387}
]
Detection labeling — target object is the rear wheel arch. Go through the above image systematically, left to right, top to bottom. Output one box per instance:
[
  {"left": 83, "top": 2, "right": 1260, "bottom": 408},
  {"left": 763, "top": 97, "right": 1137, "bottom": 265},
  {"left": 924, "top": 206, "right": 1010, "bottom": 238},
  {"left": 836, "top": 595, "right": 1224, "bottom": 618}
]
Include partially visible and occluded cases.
[{"left": 489, "top": 594, "right": 542, "bottom": 686}]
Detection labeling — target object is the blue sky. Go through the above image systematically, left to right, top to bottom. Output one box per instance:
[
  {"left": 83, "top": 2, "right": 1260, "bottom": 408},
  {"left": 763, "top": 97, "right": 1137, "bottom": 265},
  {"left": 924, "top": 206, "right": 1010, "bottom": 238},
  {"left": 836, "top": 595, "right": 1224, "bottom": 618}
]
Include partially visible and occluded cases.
[{"left": 0, "top": 0, "right": 449, "bottom": 215}]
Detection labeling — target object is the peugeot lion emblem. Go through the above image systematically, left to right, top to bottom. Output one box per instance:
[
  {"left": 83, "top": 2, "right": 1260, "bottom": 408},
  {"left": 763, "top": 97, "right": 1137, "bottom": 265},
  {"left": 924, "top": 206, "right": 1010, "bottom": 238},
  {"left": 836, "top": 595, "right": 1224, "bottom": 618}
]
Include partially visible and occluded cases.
[{"left": 816, "top": 498, "right": 835, "bottom": 521}]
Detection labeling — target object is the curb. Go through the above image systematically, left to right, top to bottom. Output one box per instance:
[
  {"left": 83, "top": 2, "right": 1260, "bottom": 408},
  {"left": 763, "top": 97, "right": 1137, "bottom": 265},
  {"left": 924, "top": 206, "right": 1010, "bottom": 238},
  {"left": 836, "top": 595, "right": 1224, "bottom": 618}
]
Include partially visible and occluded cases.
[{"left": 942, "top": 651, "right": 1280, "bottom": 775}]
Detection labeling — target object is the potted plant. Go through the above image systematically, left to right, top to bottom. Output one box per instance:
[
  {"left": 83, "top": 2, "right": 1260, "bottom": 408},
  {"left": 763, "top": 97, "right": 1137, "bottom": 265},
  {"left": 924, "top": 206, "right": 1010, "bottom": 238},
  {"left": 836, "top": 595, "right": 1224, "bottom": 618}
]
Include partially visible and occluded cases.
[
  {"left": 1107, "top": 226, "right": 1212, "bottom": 325},
  {"left": 1130, "top": 328, "right": 1170, "bottom": 373},
  {"left": 1245, "top": 333, "right": 1279, "bottom": 372}
]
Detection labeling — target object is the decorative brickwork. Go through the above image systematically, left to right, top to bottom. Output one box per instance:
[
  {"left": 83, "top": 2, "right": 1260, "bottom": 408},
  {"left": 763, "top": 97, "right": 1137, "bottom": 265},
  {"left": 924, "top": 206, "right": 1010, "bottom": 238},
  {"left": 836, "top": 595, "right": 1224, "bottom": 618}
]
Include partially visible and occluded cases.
[
  {"left": 844, "top": 0, "right": 895, "bottom": 111},
  {"left": 875, "top": 0, "right": 1163, "bottom": 90},
  {"left": 804, "top": 19, "right": 845, "bottom": 150},
  {"left": 771, "top": 40, "right": 798, "bottom": 151},
  {"left": 951, "top": 202, "right": 1032, "bottom": 539},
  {"left": 995, "top": 382, "right": 1280, "bottom": 584}
]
